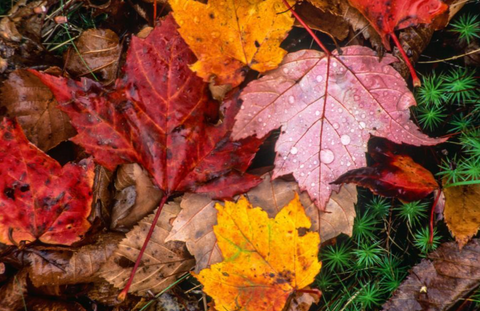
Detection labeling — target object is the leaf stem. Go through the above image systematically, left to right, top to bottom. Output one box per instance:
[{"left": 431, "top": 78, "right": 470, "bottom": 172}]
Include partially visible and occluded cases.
[
  {"left": 281, "top": 0, "right": 330, "bottom": 56},
  {"left": 390, "top": 31, "right": 421, "bottom": 87},
  {"left": 444, "top": 179, "right": 480, "bottom": 187},
  {"left": 429, "top": 189, "right": 442, "bottom": 244},
  {"left": 118, "top": 194, "right": 169, "bottom": 300}
]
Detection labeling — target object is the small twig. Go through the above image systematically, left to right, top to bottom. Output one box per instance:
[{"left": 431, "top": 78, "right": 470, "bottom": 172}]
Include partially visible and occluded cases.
[
  {"left": 390, "top": 31, "right": 421, "bottom": 87},
  {"left": 418, "top": 48, "right": 480, "bottom": 64}
]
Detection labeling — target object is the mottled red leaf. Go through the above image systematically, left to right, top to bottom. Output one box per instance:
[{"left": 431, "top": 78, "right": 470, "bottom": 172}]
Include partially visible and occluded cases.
[
  {"left": 347, "top": 0, "right": 448, "bottom": 50},
  {"left": 347, "top": 0, "right": 448, "bottom": 85},
  {"left": 31, "top": 14, "right": 262, "bottom": 200},
  {"left": 31, "top": 15, "right": 262, "bottom": 296},
  {"left": 233, "top": 46, "right": 446, "bottom": 211},
  {"left": 0, "top": 118, "right": 94, "bottom": 246},
  {"left": 333, "top": 137, "right": 438, "bottom": 201}
]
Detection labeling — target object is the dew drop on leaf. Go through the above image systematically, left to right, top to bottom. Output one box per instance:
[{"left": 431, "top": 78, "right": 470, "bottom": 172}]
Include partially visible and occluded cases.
[{"left": 320, "top": 149, "right": 334, "bottom": 164}]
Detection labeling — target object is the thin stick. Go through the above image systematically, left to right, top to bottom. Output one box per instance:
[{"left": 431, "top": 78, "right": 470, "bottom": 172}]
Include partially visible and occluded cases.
[
  {"left": 390, "top": 31, "right": 421, "bottom": 87},
  {"left": 418, "top": 48, "right": 480, "bottom": 64},
  {"left": 429, "top": 189, "right": 442, "bottom": 244},
  {"left": 118, "top": 195, "right": 169, "bottom": 300}
]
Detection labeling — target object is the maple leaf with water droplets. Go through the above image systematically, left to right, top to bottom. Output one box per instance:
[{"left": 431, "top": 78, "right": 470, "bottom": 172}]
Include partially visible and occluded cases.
[{"left": 232, "top": 46, "right": 446, "bottom": 211}]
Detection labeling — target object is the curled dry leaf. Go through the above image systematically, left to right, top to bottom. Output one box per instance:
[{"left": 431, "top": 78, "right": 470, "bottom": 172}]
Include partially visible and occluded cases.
[
  {"left": 169, "top": 0, "right": 295, "bottom": 86},
  {"left": 64, "top": 29, "right": 121, "bottom": 84},
  {"left": 233, "top": 46, "right": 445, "bottom": 211},
  {"left": 0, "top": 69, "right": 76, "bottom": 151},
  {"left": 0, "top": 118, "right": 94, "bottom": 246},
  {"left": 333, "top": 137, "right": 438, "bottom": 201},
  {"left": 110, "top": 163, "right": 163, "bottom": 231},
  {"left": 89, "top": 165, "right": 114, "bottom": 225},
  {"left": 166, "top": 172, "right": 356, "bottom": 272},
  {"left": 444, "top": 182, "right": 480, "bottom": 248},
  {"left": 194, "top": 195, "right": 321, "bottom": 311},
  {"left": 99, "top": 202, "right": 195, "bottom": 296},
  {"left": 28, "top": 232, "right": 123, "bottom": 287},
  {"left": 383, "top": 239, "right": 480, "bottom": 311},
  {"left": 0, "top": 269, "right": 27, "bottom": 311}
]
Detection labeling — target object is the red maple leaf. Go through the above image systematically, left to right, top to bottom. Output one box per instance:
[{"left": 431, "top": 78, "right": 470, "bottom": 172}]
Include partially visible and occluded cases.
[
  {"left": 347, "top": 0, "right": 448, "bottom": 86},
  {"left": 31, "top": 15, "right": 262, "bottom": 297},
  {"left": 0, "top": 118, "right": 94, "bottom": 246},
  {"left": 333, "top": 137, "right": 438, "bottom": 201}
]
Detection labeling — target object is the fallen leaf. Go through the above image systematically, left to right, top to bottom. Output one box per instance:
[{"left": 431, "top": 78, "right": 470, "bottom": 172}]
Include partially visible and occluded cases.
[
  {"left": 169, "top": 0, "right": 295, "bottom": 86},
  {"left": 347, "top": 0, "right": 448, "bottom": 50},
  {"left": 294, "top": 1, "right": 349, "bottom": 41},
  {"left": 32, "top": 14, "right": 262, "bottom": 202},
  {"left": 64, "top": 29, "right": 121, "bottom": 84},
  {"left": 232, "top": 46, "right": 445, "bottom": 211},
  {"left": 0, "top": 69, "right": 76, "bottom": 151},
  {"left": 0, "top": 118, "right": 94, "bottom": 246},
  {"left": 333, "top": 137, "right": 438, "bottom": 202},
  {"left": 110, "top": 163, "right": 163, "bottom": 230},
  {"left": 88, "top": 165, "right": 114, "bottom": 225},
  {"left": 166, "top": 172, "right": 356, "bottom": 272},
  {"left": 444, "top": 182, "right": 480, "bottom": 248},
  {"left": 194, "top": 195, "right": 321, "bottom": 311},
  {"left": 100, "top": 202, "right": 195, "bottom": 296},
  {"left": 28, "top": 232, "right": 123, "bottom": 287},
  {"left": 383, "top": 239, "right": 480, "bottom": 311},
  {"left": 0, "top": 270, "right": 28, "bottom": 311},
  {"left": 86, "top": 281, "right": 127, "bottom": 307},
  {"left": 288, "top": 289, "right": 321, "bottom": 311},
  {"left": 26, "top": 298, "right": 86, "bottom": 311}
]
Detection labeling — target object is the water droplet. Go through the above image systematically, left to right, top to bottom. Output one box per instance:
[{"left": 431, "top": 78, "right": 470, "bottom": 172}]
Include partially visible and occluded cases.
[
  {"left": 332, "top": 62, "right": 338, "bottom": 67},
  {"left": 383, "top": 66, "right": 390, "bottom": 73},
  {"left": 283, "top": 68, "right": 289, "bottom": 74},
  {"left": 316, "top": 75, "right": 323, "bottom": 82},
  {"left": 288, "top": 95, "right": 295, "bottom": 104},
  {"left": 354, "top": 95, "right": 360, "bottom": 101},
  {"left": 241, "top": 105, "right": 245, "bottom": 110},
  {"left": 315, "top": 110, "right": 320, "bottom": 116},
  {"left": 268, "top": 114, "right": 271, "bottom": 118},
  {"left": 361, "top": 114, "right": 366, "bottom": 119},
  {"left": 359, "top": 122, "right": 366, "bottom": 129},
  {"left": 333, "top": 123, "right": 340, "bottom": 129},
  {"left": 405, "top": 125, "right": 410, "bottom": 130},
  {"left": 341, "top": 135, "right": 351, "bottom": 145},
  {"left": 290, "top": 147, "right": 298, "bottom": 155},
  {"left": 320, "top": 149, "right": 334, "bottom": 164},
  {"left": 313, "top": 160, "right": 318, "bottom": 165},
  {"left": 346, "top": 162, "right": 351, "bottom": 167},
  {"left": 300, "top": 164, "right": 304, "bottom": 168},
  {"left": 311, "top": 182, "right": 316, "bottom": 187}
]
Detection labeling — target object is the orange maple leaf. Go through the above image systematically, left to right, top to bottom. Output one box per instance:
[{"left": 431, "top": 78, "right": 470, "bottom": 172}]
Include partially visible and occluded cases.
[
  {"left": 169, "top": 0, "right": 295, "bottom": 87},
  {"left": 194, "top": 195, "right": 321, "bottom": 311}
]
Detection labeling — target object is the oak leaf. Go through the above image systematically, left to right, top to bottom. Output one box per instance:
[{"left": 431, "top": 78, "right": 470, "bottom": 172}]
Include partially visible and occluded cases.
[
  {"left": 169, "top": 0, "right": 295, "bottom": 86},
  {"left": 232, "top": 46, "right": 446, "bottom": 211},
  {"left": 0, "top": 118, "right": 94, "bottom": 246},
  {"left": 333, "top": 137, "right": 438, "bottom": 201},
  {"left": 167, "top": 172, "right": 356, "bottom": 272},
  {"left": 444, "top": 182, "right": 480, "bottom": 248},
  {"left": 194, "top": 195, "right": 321, "bottom": 311},
  {"left": 99, "top": 202, "right": 195, "bottom": 296}
]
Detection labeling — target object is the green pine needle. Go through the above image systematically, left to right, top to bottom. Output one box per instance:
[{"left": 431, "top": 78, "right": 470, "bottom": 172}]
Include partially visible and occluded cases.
[
  {"left": 450, "top": 13, "right": 480, "bottom": 44},
  {"left": 444, "top": 68, "right": 479, "bottom": 104},
  {"left": 416, "top": 73, "right": 447, "bottom": 106},
  {"left": 415, "top": 105, "right": 447, "bottom": 131},
  {"left": 448, "top": 114, "right": 475, "bottom": 133},
  {"left": 366, "top": 196, "right": 391, "bottom": 218},
  {"left": 395, "top": 201, "right": 428, "bottom": 228},
  {"left": 352, "top": 211, "right": 380, "bottom": 242},
  {"left": 414, "top": 227, "right": 441, "bottom": 255},
  {"left": 353, "top": 242, "right": 383, "bottom": 268},
  {"left": 322, "top": 243, "right": 352, "bottom": 272},
  {"left": 315, "top": 271, "right": 335, "bottom": 292},
  {"left": 356, "top": 282, "right": 384, "bottom": 309}
]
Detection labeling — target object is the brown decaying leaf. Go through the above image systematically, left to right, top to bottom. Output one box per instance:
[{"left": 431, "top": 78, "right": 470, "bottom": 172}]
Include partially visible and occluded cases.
[
  {"left": 294, "top": 1, "right": 349, "bottom": 41},
  {"left": 64, "top": 29, "right": 121, "bottom": 84},
  {"left": 0, "top": 69, "right": 76, "bottom": 151},
  {"left": 110, "top": 163, "right": 163, "bottom": 231},
  {"left": 89, "top": 165, "right": 114, "bottom": 225},
  {"left": 166, "top": 172, "right": 356, "bottom": 272},
  {"left": 444, "top": 183, "right": 480, "bottom": 249},
  {"left": 100, "top": 202, "right": 195, "bottom": 296},
  {"left": 28, "top": 232, "right": 123, "bottom": 287},
  {"left": 383, "top": 239, "right": 480, "bottom": 311},
  {"left": 0, "top": 269, "right": 27, "bottom": 311},
  {"left": 87, "top": 281, "right": 131, "bottom": 307},
  {"left": 26, "top": 298, "right": 86, "bottom": 311}
]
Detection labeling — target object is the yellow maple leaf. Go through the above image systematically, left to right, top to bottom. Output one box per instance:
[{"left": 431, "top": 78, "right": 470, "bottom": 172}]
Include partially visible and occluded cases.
[
  {"left": 169, "top": 0, "right": 295, "bottom": 87},
  {"left": 194, "top": 194, "right": 321, "bottom": 311}
]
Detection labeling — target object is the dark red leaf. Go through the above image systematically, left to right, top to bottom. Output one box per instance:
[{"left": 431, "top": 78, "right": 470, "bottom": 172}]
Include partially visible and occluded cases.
[
  {"left": 30, "top": 15, "right": 262, "bottom": 199},
  {"left": 0, "top": 118, "right": 94, "bottom": 246},
  {"left": 333, "top": 137, "right": 438, "bottom": 201}
]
